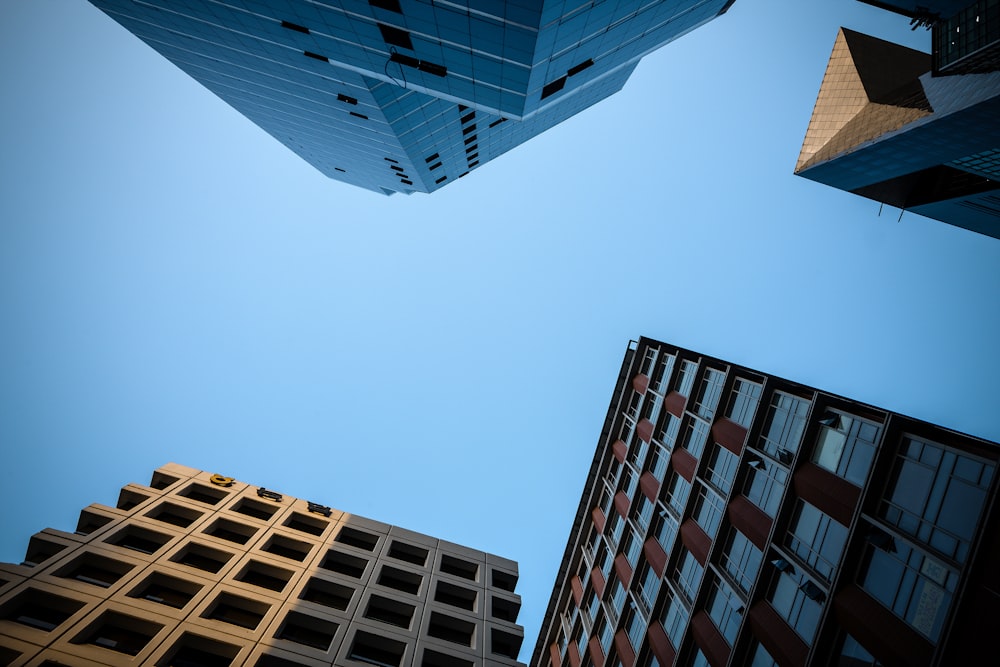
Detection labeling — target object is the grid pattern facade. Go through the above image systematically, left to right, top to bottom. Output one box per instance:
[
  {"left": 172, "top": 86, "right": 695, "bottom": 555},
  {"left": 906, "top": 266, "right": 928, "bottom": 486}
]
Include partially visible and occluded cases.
[
  {"left": 86, "top": 0, "right": 734, "bottom": 195},
  {"left": 530, "top": 337, "right": 1000, "bottom": 667},
  {"left": 0, "top": 463, "right": 525, "bottom": 667}
]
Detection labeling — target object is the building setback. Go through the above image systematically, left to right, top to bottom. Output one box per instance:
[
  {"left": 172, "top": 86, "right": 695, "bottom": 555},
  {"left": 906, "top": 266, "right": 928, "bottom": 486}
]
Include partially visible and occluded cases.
[
  {"left": 85, "top": 0, "right": 736, "bottom": 195},
  {"left": 795, "top": 1, "right": 1000, "bottom": 239},
  {"left": 531, "top": 337, "right": 999, "bottom": 667},
  {"left": 0, "top": 463, "right": 525, "bottom": 666}
]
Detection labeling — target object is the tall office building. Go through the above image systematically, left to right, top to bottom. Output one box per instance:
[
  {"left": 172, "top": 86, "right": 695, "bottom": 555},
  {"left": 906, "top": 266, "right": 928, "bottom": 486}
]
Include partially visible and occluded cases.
[
  {"left": 86, "top": 0, "right": 736, "bottom": 195},
  {"left": 794, "top": 2, "right": 1000, "bottom": 239},
  {"left": 530, "top": 337, "right": 999, "bottom": 667},
  {"left": 0, "top": 463, "right": 525, "bottom": 666}
]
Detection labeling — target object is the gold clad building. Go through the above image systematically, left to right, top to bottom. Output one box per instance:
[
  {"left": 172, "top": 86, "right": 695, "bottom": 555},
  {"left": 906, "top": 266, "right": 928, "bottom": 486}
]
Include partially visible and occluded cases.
[{"left": 0, "top": 463, "right": 524, "bottom": 666}]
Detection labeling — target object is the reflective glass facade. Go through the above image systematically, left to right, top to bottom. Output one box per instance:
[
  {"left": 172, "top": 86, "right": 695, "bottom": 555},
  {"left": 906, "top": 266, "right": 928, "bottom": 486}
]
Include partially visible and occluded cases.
[
  {"left": 87, "top": 0, "right": 735, "bottom": 195},
  {"left": 531, "top": 337, "right": 999, "bottom": 667}
]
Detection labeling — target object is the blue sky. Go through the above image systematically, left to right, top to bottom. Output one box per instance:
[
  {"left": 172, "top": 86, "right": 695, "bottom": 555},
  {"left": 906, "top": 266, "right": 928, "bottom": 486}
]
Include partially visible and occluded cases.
[{"left": 1, "top": 0, "right": 999, "bottom": 659}]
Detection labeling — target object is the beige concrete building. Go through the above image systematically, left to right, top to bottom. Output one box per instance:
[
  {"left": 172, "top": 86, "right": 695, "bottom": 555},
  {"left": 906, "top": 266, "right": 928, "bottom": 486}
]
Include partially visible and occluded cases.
[{"left": 0, "top": 463, "right": 525, "bottom": 667}]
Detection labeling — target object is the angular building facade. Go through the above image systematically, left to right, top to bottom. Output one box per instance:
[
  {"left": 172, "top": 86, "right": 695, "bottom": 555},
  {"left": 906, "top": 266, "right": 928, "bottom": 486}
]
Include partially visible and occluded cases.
[
  {"left": 86, "top": 0, "right": 736, "bottom": 195},
  {"left": 795, "top": 14, "right": 1000, "bottom": 239},
  {"left": 530, "top": 337, "right": 999, "bottom": 667},
  {"left": 0, "top": 463, "right": 525, "bottom": 666}
]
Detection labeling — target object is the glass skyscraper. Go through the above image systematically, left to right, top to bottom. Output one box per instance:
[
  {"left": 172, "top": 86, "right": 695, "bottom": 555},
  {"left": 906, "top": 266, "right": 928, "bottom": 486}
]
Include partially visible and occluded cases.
[{"left": 87, "top": 0, "right": 736, "bottom": 195}]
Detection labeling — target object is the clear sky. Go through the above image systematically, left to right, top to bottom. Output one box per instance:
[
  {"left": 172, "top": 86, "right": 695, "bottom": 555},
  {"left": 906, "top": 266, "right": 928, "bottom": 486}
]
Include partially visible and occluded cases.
[{"left": 1, "top": 0, "right": 998, "bottom": 660}]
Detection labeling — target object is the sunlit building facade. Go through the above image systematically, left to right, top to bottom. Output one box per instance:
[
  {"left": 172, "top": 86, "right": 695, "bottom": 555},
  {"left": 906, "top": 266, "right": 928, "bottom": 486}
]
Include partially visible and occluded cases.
[
  {"left": 86, "top": 0, "right": 736, "bottom": 195},
  {"left": 795, "top": 6, "right": 1000, "bottom": 239},
  {"left": 530, "top": 337, "right": 999, "bottom": 667},
  {"left": 0, "top": 463, "right": 524, "bottom": 666}
]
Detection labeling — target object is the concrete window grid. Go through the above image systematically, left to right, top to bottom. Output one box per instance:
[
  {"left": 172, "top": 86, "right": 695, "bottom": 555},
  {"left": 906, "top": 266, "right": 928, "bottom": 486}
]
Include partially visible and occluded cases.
[{"left": 1, "top": 464, "right": 523, "bottom": 666}]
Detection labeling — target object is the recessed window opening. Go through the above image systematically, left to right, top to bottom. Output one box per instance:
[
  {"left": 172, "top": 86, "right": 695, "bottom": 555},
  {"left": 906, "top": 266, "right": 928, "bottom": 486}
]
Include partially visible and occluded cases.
[
  {"left": 369, "top": 0, "right": 402, "bottom": 13},
  {"left": 281, "top": 20, "right": 310, "bottom": 34},
  {"left": 378, "top": 23, "right": 413, "bottom": 49},
  {"left": 304, "top": 50, "right": 329, "bottom": 62},
  {"left": 567, "top": 58, "right": 594, "bottom": 76},
  {"left": 540, "top": 76, "right": 566, "bottom": 99},
  {"left": 337, "top": 93, "right": 358, "bottom": 105},
  {"left": 350, "top": 111, "right": 369, "bottom": 120},
  {"left": 460, "top": 111, "right": 475, "bottom": 124},
  {"left": 488, "top": 118, "right": 506, "bottom": 128},
  {"left": 462, "top": 124, "right": 476, "bottom": 135},
  {"left": 463, "top": 136, "right": 477, "bottom": 145},
  {"left": 465, "top": 144, "right": 477, "bottom": 153},
  {"left": 424, "top": 153, "right": 440, "bottom": 163},
  {"left": 466, "top": 153, "right": 479, "bottom": 161},
  {"left": 384, "top": 157, "right": 399, "bottom": 163},
  {"left": 467, "top": 160, "right": 479, "bottom": 168},
  {"left": 429, "top": 161, "right": 443, "bottom": 170},
  {"left": 390, "top": 165, "right": 405, "bottom": 172},
  {"left": 335, "top": 167, "right": 347, "bottom": 172},
  {"left": 435, "top": 176, "right": 447, "bottom": 184},
  {"left": 400, "top": 179, "right": 413, "bottom": 185},
  {"left": 149, "top": 471, "right": 180, "bottom": 490},
  {"left": 180, "top": 483, "right": 228, "bottom": 505},
  {"left": 116, "top": 489, "right": 149, "bottom": 511},
  {"left": 233, "top": 498, "right": 278, "bottom": 521},
  {"left": 147, "top": 502, "right": 202, "bottom": 528},
  {"left": 76, "top": 509, "right": 113, "bottom": 535},
  {"left": 284, "top": 512, "right": 327, "bottom": 536},
  {"left": 206, "top": 518, "right": 257, "bottom": 544},
  {"left": 107, "top": 525, "right": 171, "bottom": 554},
  {"left": 335, "top": 527, "right": 379, "bottom": 551},
  {"left": 263, "top": 535, "right": 311, "bottom": 562},
  {"left": 22, "top": 536, "right": 67, "bottom": 566},
  {"left": 172, "top": 543, "right": 232, "bottom": 573},
  {"left": 320, "top": 550, "right": 368, "bottom": 578},
  {"left": 57, "top": 553, "right": 134, "bottom": 588},
  {"left": 236, "top": 561, "right": 293, "bottom": 592},
  {"left": 378, "top": 565, "right": 422, "bottom": 594},
  {"left": 492, "top": 568, "right": 517, "bottom": 592},
  {"left": 128, "top": 572, "right": 201, "bottom": 608},
  {"left": 300, "top": 577, "right": 353, "bottom": 610},
  {"left": 435, "top": 581, "right": 477, "bottom": 610},
  {"left": 1, "top": 588, "right": 84, "bottom": 632},
  {"left": 204, "top": 593, "right": 270, "bottom": 630},
  {"left": 364, "top": 594, "right": 415, "bottom": 628},
  {"left": 491, "top": 596, "right": 520, "bottom": 621},
  {"left": 74, "top": 611, "right": 161, "bottom": 656},
  {"left": 275, "top": 612, "right": 338, "bottom": 651},
  {"left": 427, "top": 612, "right": 475, "bottom": 646},
  {"left": 491, "top": 628, "right": 522, "bottom": 659},
  {"left": 349, "top": 630, "right": 406, "bottom": 667},
  {"left": 162, "top": 633, "right": 240, "bottom": 667},
  {"left": 422, "top": 650, "right": 473, "bottom": 667},
  {"left": 256, "top": 655, "right": 306, "bottom": 667}
]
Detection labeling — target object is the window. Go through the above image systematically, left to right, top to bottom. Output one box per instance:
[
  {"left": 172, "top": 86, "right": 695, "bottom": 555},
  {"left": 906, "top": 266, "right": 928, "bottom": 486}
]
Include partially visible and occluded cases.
[
  {"left": 640, "top": 347, "right": 658, "bottom": 376},
  {"left": 650, "top": 353, "right": 676, "bottom": 394},
  {"left": 674, "top": 360, "right": 697, "bottom": 396},
  {"left": 693, "top": 368, "right": 725, "bottom": 419},
  {"left": 726, "top": 379, "right": 763, "bottom": 427},
  {"left": 626, "top": 391, "right": 643, "bottom": 420},
  {"left": 759, "top": 392, "right": 809, "bottom": 460},
  {"left": 641, "top": 393, "right": 661, "bottom": 425},
  {"left": 811, "top": 411, "right": 880, "bottom": 486},
  {"left": 657, "top": 413, "right": 681, "bottom": 447},
  {"left": 679, "top": 418, "right": 710, "bottom": 459},
  {"left": 630, "top": 435, "right": 650, "bottom": 469},
  {"left": 879, "top": 437, "right": 993, "bottom": 563},
  {"left": 705, "top": 444, "right": 739, "bottom": 495},
  {"left": 649, "top": 445, "right": 670, "bottom": 481},
  {"left": 743, "top": 455, "right": 789, "bottom": 517},
  {"left": 620, "top": 467, "right": 639, "bottom": 500},
  {"left": 664, "top": 471, "right": 691, "bottom": 516},
  {"left": 691, "top": 484, "right": 726, "bottom": 538},
  {"left": 634, "top": 494, "right": 654, "bottom": 532},
  {"left": 233, "top": 498, "right": 278, "bottom": 521},
  {"left": 785, "top": 501, "right": 848, "bottom": 582},
  {"left": 145, "top": 502, "right": 202, "bottom": 528},
  {"left": 606, "top": 510, "right": 625, "bottom": 546},
  {"left": 653, "top": 511, "right": 678, "bottom": 553},
  {"left": 282, "top": 512, "right": 327, "bottom": 536},
  {"left": 205, "top": 518, "right": 257, "bottom": 544},
  {"left": 105, "top": 524, "right": 171, "bottom": 554},
  {"left": 622, "top": 528, "right": 643, "bottom": 567},
  {"left": 719, "top": 528, "right": 762, "bottom": 594},
  {"left": 263, "top": 535, "right": 311, "bottom": 561},
  {"left": 859, "top": 537, "right": 957, "bottom": 642},
  {"left": 388, "top": 541, "right": 428, "bottom": 566},
  {"left": 172, "top": 543, "right": 232, "bottom": 573},
  {"left": 595, "top": 543, "right": 613, "bottom": 577},
  {"left": 674, "top": 548, "right": 703, "bottom": 602},
  {"left": 321, "top": 550, "right": 368, "bottom": 578},
  {"left": 57, "top": 552, "right": 134, "bottom": 588},
  {"left": 440, "top": 555, "right": 478, "bottom": 580},
  {"left": 235, "top": 560, "right": 294, "bottom": 592},
  {"left": 634, "top": 560, "right": 659, "bottom": 613},
  {"left": 377, "top": 565, "right": 422, "bottom": 595},
  {"left": 128, "top": 572, "right": 202, "bottom": 608},
  {"left": 768, "top": 572, "right": 823, "bottom": 644},
  {"left": 606, "top": 576, "right": 626, "bottom": 619},
  {"left": 300, "top": 577, "right": 353, "bottom": 610},
  {"left": 705, "top": 577, "right": 743, "bottom": 644},
  {"left": 435, "top": 581, "right": 477, "bottom": 611},
  {"left": 583, "top": 586, "right": 600, "bottom": 623},
  {"left": 660, "top": 587, "right": 689, "bottom": 648},
  {"left": 1, "top": 588, "right": 84, "bottom": 631},
  {"left": 204, "top": 593, "right": 270, "bottom": 630},
  {"left": 364, "top": 595, "right": 415, "bottom": 629},
  {"left": 491, "top": 596, "right": 519, "bottom": 622},
  {"left": 624, "top": 605, "right": 646, "bottom": 650},
  {"left": 74, "top": 611, "right": 162, "bottom": 656},
  {"left": 276, "top": 612, "right": 338, "bottom": 650},
  {"left": 428, "top": 612, "right": 475, "bottom": 647},
  {"left": 595, "top": 613, "right": 614, "bottom": 652},
  {"left": 491, "top": 628, "right": 522, "bottom": 659},
  {"left": 349, "top": 630, "right": 405, "bottom": 667},
  {"left": 162, "top": 633, "right": 240, "bottom": 666},
  {"left": 837, "top": 634, "right": 883, "bottom": 666},
  {"left": 748, "top": 640, "right": 779, "bottom": 667}
]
